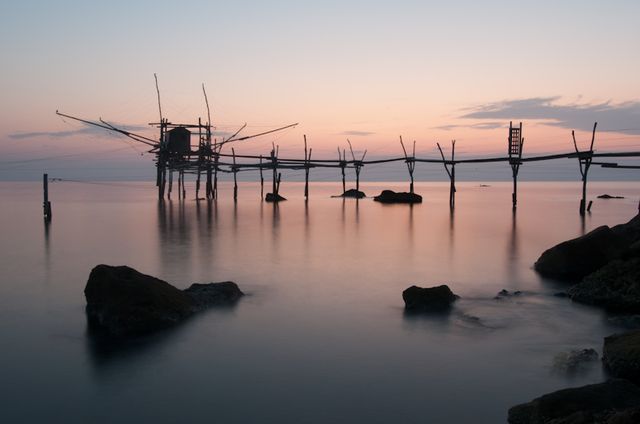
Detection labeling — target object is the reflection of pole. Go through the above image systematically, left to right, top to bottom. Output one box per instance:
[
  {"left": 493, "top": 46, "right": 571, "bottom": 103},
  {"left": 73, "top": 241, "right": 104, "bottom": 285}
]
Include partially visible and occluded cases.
[{"left": 43, "top": 174, "right": 52, "bottom": 222}]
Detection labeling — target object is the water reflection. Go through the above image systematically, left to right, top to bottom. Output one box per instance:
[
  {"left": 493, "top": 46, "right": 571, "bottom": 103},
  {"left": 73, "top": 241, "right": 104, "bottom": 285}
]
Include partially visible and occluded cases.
[{"left": 506, "top": 209, "right": 521, "bottom": 287}]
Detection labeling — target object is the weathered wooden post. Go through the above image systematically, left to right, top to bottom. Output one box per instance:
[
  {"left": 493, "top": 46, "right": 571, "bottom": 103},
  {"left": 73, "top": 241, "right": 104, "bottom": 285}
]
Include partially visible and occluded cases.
[
  {"left": 508, "top": 122, "right": 524, "bottom": 209},
  {"left": 573, "top": 122, "right": 598, "bottom": 215},
  {"left": 304, "top": 135, "right": 312, "bottom": 200},
  {"left": 399, "top": 136, "right": 416, "bottom": 193},
  {"left": 348, "top": 139, "right": 366, "bottom": 194},
  {"left": 437, "top": 140, "right": 456, "bottom": 209},
  {"left": 271, "top": 143, "right": 279, "bottom": 199},
  {"left": 232, "top": 147, "right": 238, "bottom": 201},
  {"left": 338, "top": 147, "right": 346, "bottom": 194},
  {"left": 259, "top": 155, "right": 265, "bottom": 199},
  {"left": 168, "top": 170, "right": 173, "bottom": 200},
  {"left": 43, "top": 173, "right": 52, "bottom": 222}
]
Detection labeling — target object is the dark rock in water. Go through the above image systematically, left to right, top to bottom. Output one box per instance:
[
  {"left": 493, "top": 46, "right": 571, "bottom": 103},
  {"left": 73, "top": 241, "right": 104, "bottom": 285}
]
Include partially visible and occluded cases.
[
  {"left": 336, "top": 188, "right": 366, "bottom": 199},
  {"left": 373, "top": 190, "right": 422, "bottom": 204},
  {"left": 265, "top": 192, "right": 287, "bottom": 202},
  {"left": 598, "top": 194, "right": 625, "bottom": 199},
  {"left": 534, "top": 225, "right": 628, "bottom": 281},
  {"left": 568, "top": 258, "right": 640, "bottom": 313},
  {"left": 85, "top": 265, "right": 243, "bottom": 336},
  {"left": 184, "top": 282, "right": 244, "bottom": 308},
  {"left": 402, "top": 285, "right": 459, "bottom": 312},
  {"left": 495, "top": 289, "right": 523, "bottom": 299},
  {"left": 553, "top": 292, "right": 569, "bottom": 298},
  {"left": 608, "top": 315, "right": 640, "bottom": 330},
  {"left": 603, "top": 330, "right": 640, "bottom": 384},
  {"left": 552, "top": 348, "right": 599, "bottom": 373},
  {"left": 507, "top": 379, "right": 640, "bottom": 424}
]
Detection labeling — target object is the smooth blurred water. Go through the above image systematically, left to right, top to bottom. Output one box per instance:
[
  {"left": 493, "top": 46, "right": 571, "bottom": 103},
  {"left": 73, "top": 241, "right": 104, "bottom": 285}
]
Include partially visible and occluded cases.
[{"left": 0, "top": 180, "right": 638, "bottom": 423}]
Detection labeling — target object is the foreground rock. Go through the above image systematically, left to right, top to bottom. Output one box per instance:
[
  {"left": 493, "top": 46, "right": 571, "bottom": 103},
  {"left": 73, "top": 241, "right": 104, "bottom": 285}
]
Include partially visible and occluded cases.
[
  {"left": 336, "top": 188, "right": 366, "bottom": 199},
  {"left": 373, "top": 190, "right": 422, "bottom": 204},
  {"left": 265, "top": 192, "right": 287, "bottom": 202},
  {"left": 534, "top": 215, "right": 640, "bottom": 282},
  {"left": 534, "top": 225, "right": 629, "bottom": 281},
  {"left": 568, "top": 258, "right": 640, "bottom": 313},
  {"left": 85, "top": 265, "right": 243, "bottom": 336},
  {"left": 402, "top": 285, "right": 459, "bottom": 312},
  {"left": 603, "top": 330, "right": 640, "bottom": 384},
  {"left": 508, "top": 379, "right": 640, "bottom": 424}
]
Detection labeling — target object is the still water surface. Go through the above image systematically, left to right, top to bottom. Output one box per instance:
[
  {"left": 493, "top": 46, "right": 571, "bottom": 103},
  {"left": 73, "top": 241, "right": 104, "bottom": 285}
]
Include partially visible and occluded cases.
[{"left": 0, "top": 181, "right": 638, "bottom": 423}]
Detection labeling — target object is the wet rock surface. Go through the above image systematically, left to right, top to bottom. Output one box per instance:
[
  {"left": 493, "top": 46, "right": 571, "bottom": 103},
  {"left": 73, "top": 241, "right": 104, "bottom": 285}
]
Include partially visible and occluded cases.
[
  {"left": 336, "top": 188, "right": 366, "bottom": 199},
  {"left": 373, "top": 190, "right": 422, "bottom": 204},
  {"left": 265, "top": 192, "right": 287, "bottom": 202},
  {"left": 568, "top": 258, "right": 640, "bottom": 313},
  {"left": 85, "top": 264, "right": 243, "bottom": 336},
  {"left": 402, "top": 285, "right": 459, "bottom": 312},
  {"left": 603, "top": 330, "right": 640, "bottom": 384},
  {"left": 552, "top": 348, "right": 599, "bottom": 373},
  {"left": 507, "top": 379, "right": 640, "bottom": 424}
]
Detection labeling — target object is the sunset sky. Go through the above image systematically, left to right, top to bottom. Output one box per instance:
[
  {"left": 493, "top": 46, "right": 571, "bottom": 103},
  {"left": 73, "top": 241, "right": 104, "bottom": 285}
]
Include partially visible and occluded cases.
[{"left": 1, "top": 0, "right": 639, "bottom": 180}]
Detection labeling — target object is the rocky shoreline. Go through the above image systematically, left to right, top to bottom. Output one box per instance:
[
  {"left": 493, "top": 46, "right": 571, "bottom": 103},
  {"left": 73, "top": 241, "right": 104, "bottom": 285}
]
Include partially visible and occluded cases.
[{"left": 509, "top": 214, "right": 640, "bottom": 423}]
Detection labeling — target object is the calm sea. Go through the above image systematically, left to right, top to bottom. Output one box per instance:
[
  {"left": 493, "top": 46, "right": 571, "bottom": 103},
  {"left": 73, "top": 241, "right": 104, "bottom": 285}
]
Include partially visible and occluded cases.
[{"left": 0, "top": 180, "right": 638, "bottom": 423}]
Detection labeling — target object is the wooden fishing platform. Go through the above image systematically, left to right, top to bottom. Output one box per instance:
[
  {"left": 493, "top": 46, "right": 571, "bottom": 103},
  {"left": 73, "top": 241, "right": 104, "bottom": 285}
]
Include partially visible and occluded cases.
[{"left": 54, "top": 79, "right": 640, "bottom": 216}]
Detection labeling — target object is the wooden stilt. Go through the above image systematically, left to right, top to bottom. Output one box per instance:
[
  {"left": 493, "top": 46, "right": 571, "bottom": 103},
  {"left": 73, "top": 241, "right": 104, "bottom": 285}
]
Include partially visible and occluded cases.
[
  {"left": 508, "top": 122, "right": 524, "bottom": 209},
  {"left": 573, "top": 122, "right": 597, "bottom": 215},
  {"left": 304, "top": 135, "right": 312, "bottom": 200},
  {"left": 400, "top": 136, "right": 416, "bottom": 193},
  {"left": 437, "top": 140, "right": 456, "bottom": 209},
  {"left": 232, "top": 147, "right": 238, "bottom": 201},
  {"left": 259, "top": 155, "right": 264, "bottom": 200},
  {"left": 43, "top": 173, "right": 52, "bottom": 222}
]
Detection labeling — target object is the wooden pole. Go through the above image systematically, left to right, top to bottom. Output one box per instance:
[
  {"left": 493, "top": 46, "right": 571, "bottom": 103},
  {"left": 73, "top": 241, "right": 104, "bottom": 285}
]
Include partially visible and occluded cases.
[
  {"left": 509, "top": 122, "right": 524, "bottom": 209},
  {"left": 573, "top": 122, "right": 597, "bottom": 215},
  {"left": 304, "top": 135, "right": 311, "bottom": 200},
  {"left": 400, "top": 136, "right": 416, "bottom": 194},
  {"left": 437, "top": 140, "right": 456, "bottom": 209},
  {"left": 271, "top": 143, "right": 278, "bottom": 198},
  {"left": 232, "top": 147, "right": 238, "bottom": 201},
  {"left": 338, "top": 147, "right": 346, "bottom": 194},
  {"left": 213, "top": 149, "right": 219, "bottom": 200},
  {"left": 259, "top": 155, "right": 265, "bottom": 199},
  {"left": 168, "top": 170, "right": 173, "bottom": 200},
  {"left": 181, "top": 170, "right": 186, "bottom": 199},
  {"left": 43, "top": 173, "right": 52, "bottom": 222}
]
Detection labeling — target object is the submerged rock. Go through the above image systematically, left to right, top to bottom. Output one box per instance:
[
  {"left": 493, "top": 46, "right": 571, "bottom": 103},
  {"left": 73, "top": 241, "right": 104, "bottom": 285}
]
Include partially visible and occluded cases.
[
  {"left": 337, "top": 188, "right": 366, "bottom": 199},
  {"left": 373, "top": 190, "right": 422, "bottom": 204},
  {"left": 265, "top": 192, "right": 287, "bottom": 202},
  {"left": 599, "top": 194, "right": 625, "bottom": 199},
  {"left": 534, "top": 225, "right": 628, "bottom": 281},
  {"left": 568, "top": 258, "right": 640, "bottom": 313},
  {"left": 85, "top": 265, "right": 243, "bottom": 336},
  {"left": 402, "top": 285, "right": 459, "bottom": 312},
  {"left": 495, "top": 289, "right": 523, "bottom": 299},
  {"left": 608, "top": 315, "right": 640, "bottom": 330},
  {"left": 603, "top": 330, "right": 640, "bottom": 384},
  {"left": 552, "top": 348, "right": 599, "bottom": 373},
  {"left": 507, "top": 379, "right": 640, "bottom": 424}
]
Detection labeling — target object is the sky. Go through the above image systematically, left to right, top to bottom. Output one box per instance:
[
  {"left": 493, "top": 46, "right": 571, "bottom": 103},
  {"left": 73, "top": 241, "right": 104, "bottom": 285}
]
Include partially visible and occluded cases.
[{"left": 1, "top": 0, "right": 639, "bottom": 181}]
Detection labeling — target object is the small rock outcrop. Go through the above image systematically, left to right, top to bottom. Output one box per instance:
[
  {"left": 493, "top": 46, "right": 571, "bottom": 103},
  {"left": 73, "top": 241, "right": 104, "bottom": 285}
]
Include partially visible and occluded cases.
[
  {"left": 337, "top": 189, "right": 366, "bottom": 199},
  {"left": 373, "top": 190, "right": 422, "bottom": 204},
  {"left": 265, "top": 193, "right": 287, "bottom": 202},
  {"left": 598, "top": 194, "right": 625, "bottom": 199},
  {"left": 534, "top": 225, "right": 628, "bottom": 281},
  {"left": 568, "top": 258, "right": 640, "bottom": 313},
  {"left": 85, "top": 265, "right": 243, "bottom": 336},
  {"left": 402, "top": 285, "right": 459, "bottom": 312},
  {"left": 495, "top": 289, "right": 523, "bottom": 299},
  {"left": 603, "top": 330, "right": 640, "bottom": 384},
  {"left": 552, "top": 348, "right": 599, "bottom": 373},
  {"left": 507, "top": 379, "right": 640, "bottom": 424}
]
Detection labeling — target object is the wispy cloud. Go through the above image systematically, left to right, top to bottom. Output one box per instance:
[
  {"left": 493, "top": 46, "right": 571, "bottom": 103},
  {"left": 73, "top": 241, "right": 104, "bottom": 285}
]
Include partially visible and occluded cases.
[
  {"left": 460, "top": 97, "right": 640, "bottom": 134},
  {"left": 434, "top": 122, "right": 505, "bottom": 131},
  {"left": 9, "top": 123, "right": 149, "bottom": 140},
  {"left": 339, "top": 130, "right": 375, "bottom": 136}
]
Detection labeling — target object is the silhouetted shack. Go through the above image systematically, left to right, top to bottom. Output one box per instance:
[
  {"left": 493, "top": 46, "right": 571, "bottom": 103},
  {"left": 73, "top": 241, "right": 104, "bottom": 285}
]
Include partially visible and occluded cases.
[{"left": 166, "top": 127, "right": 191, "bottom": 155}]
